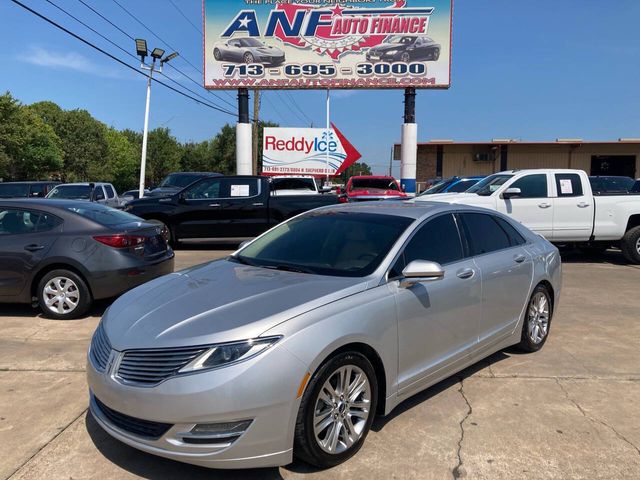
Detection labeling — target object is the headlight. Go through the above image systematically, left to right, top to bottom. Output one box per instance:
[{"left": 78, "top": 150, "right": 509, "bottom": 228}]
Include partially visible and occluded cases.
[
  {"left": 385, "top": 50, "right": 398, "bottom": 56},
  {"left": 179, "top": 336, "right": 281, "bottom": 373}
]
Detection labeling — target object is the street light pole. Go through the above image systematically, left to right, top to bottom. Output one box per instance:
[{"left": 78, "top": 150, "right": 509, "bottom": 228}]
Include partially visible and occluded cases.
[{"left": 134, "top": 39, "right": 178, "bottom": 198}]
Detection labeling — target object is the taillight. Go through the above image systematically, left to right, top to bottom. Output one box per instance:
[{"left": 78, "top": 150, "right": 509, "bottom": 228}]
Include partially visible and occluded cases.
[{"left": 93, "top": 235, "right": 146, "bottom": 248}]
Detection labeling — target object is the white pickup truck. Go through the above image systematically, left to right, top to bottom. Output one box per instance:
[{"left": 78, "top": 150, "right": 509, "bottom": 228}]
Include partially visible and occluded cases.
[{"left": 414, "top": 169, "right": 640, "bottom": 263}]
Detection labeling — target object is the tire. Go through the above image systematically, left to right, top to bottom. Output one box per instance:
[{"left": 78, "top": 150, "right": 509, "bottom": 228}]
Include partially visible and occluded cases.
[
  {"left": 432, "top": 47, "right": 440, "bottom": 61},
  {"left": 213, "top": 48, "right": 222, "bottom": 61},
  {"left": 244, "top": 52, "right": 255, "bottom": 64},
  {"left": 400, "top": 52, "right": 410, "bottom": 63},
  {"left": 620, "top": 226, "right": 640, "bottom": 264},
  {"left": 37, "top": 269, "right": 92, "bottom": 320},
  {"left": 517, "top": 284, "right": 553, "bottom": 352},
  {"left": 294, "top": 352, "right": 378, "bottom": 468}
]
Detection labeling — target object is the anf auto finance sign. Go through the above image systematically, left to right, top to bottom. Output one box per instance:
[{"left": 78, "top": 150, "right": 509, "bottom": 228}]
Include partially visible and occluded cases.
[
  {"left": 204, "top": 1, "right": 452, "bottom": 90},
  {"left": 262, "top": 126, "right": 361, "bottom": 176}
]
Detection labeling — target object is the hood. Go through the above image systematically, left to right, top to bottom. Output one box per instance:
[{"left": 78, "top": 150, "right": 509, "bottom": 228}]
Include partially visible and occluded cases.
[
  {"left": 370, "top": 43, "right": 404, "bottom": 54},
  {"left": 146, "top": 187, "right": 179, "bottom": 197},
  {"left": 349, "top": 188, "right": 405, "bottom": 197},
  {"left": 412, "top": 192, "right": 495, "bottom": 206},
  {"left": 103, "top": 259, "right": 367, "bottom": 350}
]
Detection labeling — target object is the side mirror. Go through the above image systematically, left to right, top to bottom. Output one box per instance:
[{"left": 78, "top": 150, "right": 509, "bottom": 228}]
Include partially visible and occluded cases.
[
  {"left": 319, "top": 186, "right": 332, "bottom": 193},
  {"left": 501, "top": 187, "right": 522, "bottom": 199},
  {"left": 177, "top": 192, "right": 187, "bottom": 204},
  {"left": 238, "top": 239, "right": 252, "bottom": 250},
  {"left": 399, "top": 260, "right": 444, "bottom": 288}
]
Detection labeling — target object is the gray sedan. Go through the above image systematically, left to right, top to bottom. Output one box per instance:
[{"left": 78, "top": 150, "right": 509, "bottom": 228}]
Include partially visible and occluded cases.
[{"left": 87, "top": 202, "right": 561, "bottom": 469}]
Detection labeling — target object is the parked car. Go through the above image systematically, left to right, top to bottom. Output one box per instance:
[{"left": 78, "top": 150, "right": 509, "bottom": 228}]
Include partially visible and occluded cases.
[
  {"left": 366, "top": 35, "right": 441, "bottom": 63},
  {"left": 213, "top": 38, "right": 285, "bottom": 65},
  {"left": 415, "top": 168, "right": 640, "bottom": 263},
  {"left": 147, "top": 172, "right": 221, "bottom": 197},
  {"left": 124, "top": 175, "right": 339, "bottom": 244},
  {"left": 343, "top": 175, "right": 407, "bottom": 202},
  {"left": 269, "top": 176, "right": 330, "bottom": 196},
  {"left": 418, "top": 176, "right": 485, "bottom": 195},
  {"left": 588, "top": 176, "right": 637, "bottom": 195},
  {"left": 0, "top": 181, "right": 60, "bottom": 198},
  {"left": 46, "top": 182, "right": 121, "bottom": 208},
  {"left": 121, "top": 189, "right": 151, "bottom": 201},
  {"left": 0, "top": 200, "right": 174, "bottom": 319},
  {"left": 87, "top": 201, "right": 561, "bottom": 469}
]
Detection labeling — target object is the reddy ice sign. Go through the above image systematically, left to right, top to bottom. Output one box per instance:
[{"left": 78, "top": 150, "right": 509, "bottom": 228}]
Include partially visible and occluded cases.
[
  {"left": 204, "top": 1, "right": 452, "bottom": 90},
  {"left": 262, "top": 126, "right": 361, "bottom": 176}
]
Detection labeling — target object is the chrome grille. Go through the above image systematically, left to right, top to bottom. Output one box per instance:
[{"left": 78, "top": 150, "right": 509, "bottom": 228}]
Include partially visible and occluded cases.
[
  {"left": 89, "top": 323, "right": 111, "bottom": 373},
  {"left": 117, "top": 346, "right": 208, "bottom": 385}
]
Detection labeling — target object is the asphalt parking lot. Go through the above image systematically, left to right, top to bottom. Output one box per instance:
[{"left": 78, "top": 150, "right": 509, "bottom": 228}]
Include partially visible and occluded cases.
[{"left": 1, "top": 248, "right": 639, "bottom": 480}]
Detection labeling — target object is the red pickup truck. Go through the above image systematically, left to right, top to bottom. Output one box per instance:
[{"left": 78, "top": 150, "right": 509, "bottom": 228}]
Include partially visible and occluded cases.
[{"left": 341, "top": 175, "right": 408, "bottom": 202}]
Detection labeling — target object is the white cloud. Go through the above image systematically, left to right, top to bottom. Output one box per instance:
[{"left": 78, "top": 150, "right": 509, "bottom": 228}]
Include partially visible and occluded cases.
[
  {"left": 19, "top": 46, "right": 131, "bottom": 79},
  {"left": 331, "top": 90, "right": 359, "bottom": 99}
]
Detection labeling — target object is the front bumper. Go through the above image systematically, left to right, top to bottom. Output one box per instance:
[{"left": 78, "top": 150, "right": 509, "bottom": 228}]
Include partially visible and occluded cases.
[
  {"left": 366, "top": 52, "right": 400, "bottom": 62},
  {"left": 259, "top": 55, "right": 285, "bottom": 66},
  {"left": 87, "top": 342, "right": 307, "bottom": 469}
]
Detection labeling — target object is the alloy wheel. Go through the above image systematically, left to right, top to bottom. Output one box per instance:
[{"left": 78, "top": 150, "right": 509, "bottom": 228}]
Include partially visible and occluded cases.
[
  {"left": 244, "top": 53, "right": 254, "bottom": 63},
  {"left": 636, "top": 236, "right": 640, "bottom": 255},
  {"left": 43, "top": 277, "right": 80, "bottom": 315},
  {"left": 527, "top": 291, "right": 550, "bottom": 344},
  {"left": 313, "top": 365, "right": 371, "bottom": 454}
]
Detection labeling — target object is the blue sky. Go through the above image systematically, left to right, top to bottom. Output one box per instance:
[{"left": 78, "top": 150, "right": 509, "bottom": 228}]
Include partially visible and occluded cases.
[{"left": 2, "top": 0, "right": 640, "bottom": 176}]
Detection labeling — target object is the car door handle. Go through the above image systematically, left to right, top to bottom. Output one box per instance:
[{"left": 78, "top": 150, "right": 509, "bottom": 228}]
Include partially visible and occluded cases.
[
  {"left": 252, "top": 202, "right": 264, "bottom": 206},
  {"left": 577, "top": 202, "right": 590, "bottom": 208},
  {"left": 208, "top": 203, "right": 221, "bottom": 207},
  {"left": 538, "top": 203, "right": 552, "bottom": 209},
  {"left": 24, "top": 244, "right": 45, "bottom": 252},
  {"left": 514, "top": 254, "right": 526, "bottom": 263},
  {"left": 456, "top": 268, "right": 475, "bottom": 279}
]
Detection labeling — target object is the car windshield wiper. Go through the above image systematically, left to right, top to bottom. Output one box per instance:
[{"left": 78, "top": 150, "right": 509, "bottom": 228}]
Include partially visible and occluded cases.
[
  {"left": 229, "top": 255, "right": 256, "bottom": 266},
  {"left": 264, "top": 264, "right": 316, "bottom": 274}
]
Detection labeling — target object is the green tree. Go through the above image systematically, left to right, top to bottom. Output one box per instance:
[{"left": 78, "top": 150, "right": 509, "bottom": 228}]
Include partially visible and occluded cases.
[
  {"left": 0, "top": 92, "right": 63, "bottom": 181},
  {"left": 210, "top": 124, "right": 237, "bottom": 175},
  {"left": 103, "top": 127, "right": 138, "bottom": 192},
  {"left": 146, "top": 127, "right": 182, "bottom": 186},
  {"left": 180, "top": 140, "right": 214, "bottom": 172},
  {"left": 340, "top": 161, "right": 373, "bottom": 183}
]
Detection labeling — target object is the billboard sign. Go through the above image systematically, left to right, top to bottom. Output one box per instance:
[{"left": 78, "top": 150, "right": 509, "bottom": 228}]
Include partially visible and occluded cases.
[
  {"left": 204, "top": 1, "right": 452, "bottom": 90},
  {"left": 262, "top": 125, "right": 361, "bottom": 176}
]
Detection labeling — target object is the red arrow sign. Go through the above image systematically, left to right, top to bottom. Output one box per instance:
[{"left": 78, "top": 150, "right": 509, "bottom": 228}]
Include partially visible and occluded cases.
[{"left": 332, "top": 123, "right": 362, "bottom": 175}]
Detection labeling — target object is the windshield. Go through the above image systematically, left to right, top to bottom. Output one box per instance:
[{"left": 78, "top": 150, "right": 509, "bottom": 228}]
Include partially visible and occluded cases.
[
  {"left": 387, "top": 36, "right": 415, "bottom": 45},
  {"left": 240, "top": 38, "right": 263, "bottom": 47},
  {"left": 159, "top": 173, "right": 204, "bottom": 188},
  {"left": 466, "top": 174, "right": 513, "bottom": 196},
  {"left": 271, "top": 178, "right": 317, "bottom": 191},
  {"left": 350, "top": 178, "right": 399, "bottom": 191},
  {"left": 420, "top": 179, "right": 454, "bottom": 195},
  {"left": 0, "top": 184, "right": 30, "bottom": 198},
  {"left": 47, "top": 185, "right": 91, "bottom": 199},
  {"left": 66, "top": 203, "right": 143, "bottom": 226},
  {"left": 233, "top": 211, "right": 413, "bottom": 277}
]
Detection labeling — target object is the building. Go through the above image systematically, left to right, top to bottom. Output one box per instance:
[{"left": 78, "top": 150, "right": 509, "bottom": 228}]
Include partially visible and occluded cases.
[{"left": 394, "top": 139, "right": 640, "bottom": 191}]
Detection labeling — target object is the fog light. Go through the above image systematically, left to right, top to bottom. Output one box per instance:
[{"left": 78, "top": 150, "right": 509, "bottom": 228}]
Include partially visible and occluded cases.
[{"left": 182, "top": 420, "right": 252, "bottom": 445}]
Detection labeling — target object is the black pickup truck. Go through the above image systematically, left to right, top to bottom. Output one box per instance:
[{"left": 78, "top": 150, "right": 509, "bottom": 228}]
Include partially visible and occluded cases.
[{"left": 124, "top": 175, "right": 339, "bottom": 243}]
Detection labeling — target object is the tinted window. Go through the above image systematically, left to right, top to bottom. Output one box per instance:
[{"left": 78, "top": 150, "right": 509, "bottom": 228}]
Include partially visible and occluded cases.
[
  {"left": 160, "top": 173, "right": 208, "bottom": 188},
  {"left": 467, "top": 174, "right": 513, "bottom": 196},
  {"left": 509, "top": 174, "right": 548, "bottom": 198},
  {"left": 555, "top": 174, "right": 583, "bottom": 197},
  {"left": 589, "top": 176, "right": 635, "bottom": 195},
  {"left": 184, "top": 178, "right": 222, "bottom": 199},
  {"left": 271, "top": 178, "right": 317, "bottom": 192},
  {"left": 350, "top": 178, "right": 399, "bottom": 191},
  {"left": 420, "top": 178, "right": 453, "bottom": 195},
  {"left": 221, "top": 179, "right": 259, "bottom": 198},
  {"left": 448, "top": 179, "right": 479, "bottom": 193},
  {"left": 0, "top": 184, "right": 30, "bottom": 198},
  {"left": 29, "top": 184, "right": 47, "bottom": 197},
  {"left": 47, "top": 185, "right": 91, "bottom": 200},
  {"left": 105, "top": 185, "right": 116, "bottom": 199},
  {"left": 66, "top": 204, "right": 142, "bottom": 226},
  {"left": 0, "top": 209, "right": 61, "bottom": 234},
  {"left": 236, "top": 212, "right": 413, "bottom": 277},
  {"left": 461, "top": 213, "right": 512, "bottom": 255},
  {"left": 403, "top": 214, "right": 464, "bottom": 266},
  {"left": 494, "top": 217, "right": 527, "bottom": 246}
]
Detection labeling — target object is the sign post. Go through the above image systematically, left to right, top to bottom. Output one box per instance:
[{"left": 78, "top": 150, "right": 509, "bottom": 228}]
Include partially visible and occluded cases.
[{"left": 236, "top": 88, "right": 252, "bottom": 175}]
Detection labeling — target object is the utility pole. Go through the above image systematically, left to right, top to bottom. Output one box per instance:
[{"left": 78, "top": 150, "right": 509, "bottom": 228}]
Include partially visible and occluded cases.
[
  {"left": 236, "top": 88, "right": 252, "bottom": 175},
  {"left": 252, "top": 89, "right": 260, "bottom": 175}
]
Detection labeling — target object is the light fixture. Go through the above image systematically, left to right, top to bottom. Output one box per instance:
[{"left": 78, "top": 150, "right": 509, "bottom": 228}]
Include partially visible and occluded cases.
[
  {"left": 135, "top": 38, "right": 147, "bottom": 58},
  {"left": 151, "top": 47, "right": 166, "bottom": 59},
  {"left": 162, "top": 52, "right": 179, "bottom": 64}
]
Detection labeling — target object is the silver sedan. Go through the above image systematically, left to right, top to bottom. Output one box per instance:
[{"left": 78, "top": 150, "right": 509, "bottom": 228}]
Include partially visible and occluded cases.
[{"left": 87, "top": 202, "right": 561, "bottom": 469}]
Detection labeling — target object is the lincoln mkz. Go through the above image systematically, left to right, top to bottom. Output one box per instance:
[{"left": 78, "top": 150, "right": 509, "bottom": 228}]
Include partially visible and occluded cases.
[{"left": 87, "top": 202, "right": 561, "bottom": 469}]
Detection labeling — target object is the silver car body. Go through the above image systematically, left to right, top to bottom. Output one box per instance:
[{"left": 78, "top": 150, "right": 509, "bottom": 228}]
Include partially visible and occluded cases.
[{"left": 87, "top": 202, "right": 562, "bottom": 469}]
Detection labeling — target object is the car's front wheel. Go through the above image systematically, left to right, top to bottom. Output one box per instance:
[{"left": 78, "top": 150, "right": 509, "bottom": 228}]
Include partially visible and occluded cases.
[
  {"left": 431, "top": 47, "right": 441, "bottom": 61},
  {"left": 213, "top": 48, "right": 222, "bottom": 61},
  {"left": 244, "top": 52, "right": 255, "bottom": 63},
  {"left": 400, "top": 52, "right": 410, "bottom": 63},
  {"left": 620, "top": 226, "right": 640, "bottom": 264},
  {"left": 37, "top": 269, "right": 92, "bottom": 320},
  {"left": 517, "top": 284, "right": 553, "bottom": 352},
  {"left": 294, "top": 352, "right": 377, "bottom": 468}
]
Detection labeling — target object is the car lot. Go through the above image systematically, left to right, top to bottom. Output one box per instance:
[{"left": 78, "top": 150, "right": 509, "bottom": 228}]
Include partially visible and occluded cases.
[{"left": 1, "top": 248, "right": 639, "bottom": 480}]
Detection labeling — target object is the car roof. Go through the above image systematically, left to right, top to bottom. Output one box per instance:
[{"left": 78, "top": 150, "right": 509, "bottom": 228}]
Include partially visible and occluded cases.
[
  {"left": 0, "top": 181, "right": 59, "bottom": 185},
  {"left": 54, "top": 182, "right": 110, "bottom": 186},
  {"left": 314, "top": 200, "right": 495, "bottom": 220}
]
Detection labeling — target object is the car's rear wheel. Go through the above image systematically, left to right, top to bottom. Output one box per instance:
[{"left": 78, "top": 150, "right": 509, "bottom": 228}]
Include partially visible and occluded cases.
[
  {"left": 213, "top": 48, "right": 222, "bottom": 61},
  {"left": 244, "top": 52, "right": 255, "bottom": 63},
  {"left": 400, "top": 52, "right": 410, "bottom": 63},
  {"left": 620, "top": 226, "right": 640, "bottom": 264},
  {"left": 37, "top": 269, "right": 92, "bottom": 320},
  {"left": 517, "top": 284, "right": 553, "bottom": 352},
  {"left": 294, "top": 352, "right": 377, "bottom": 468}
]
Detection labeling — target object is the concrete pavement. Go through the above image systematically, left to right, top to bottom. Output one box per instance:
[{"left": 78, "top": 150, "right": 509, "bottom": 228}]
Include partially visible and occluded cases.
[{"left": 1, "top": 249, "right": 639, "bottom": 479}]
